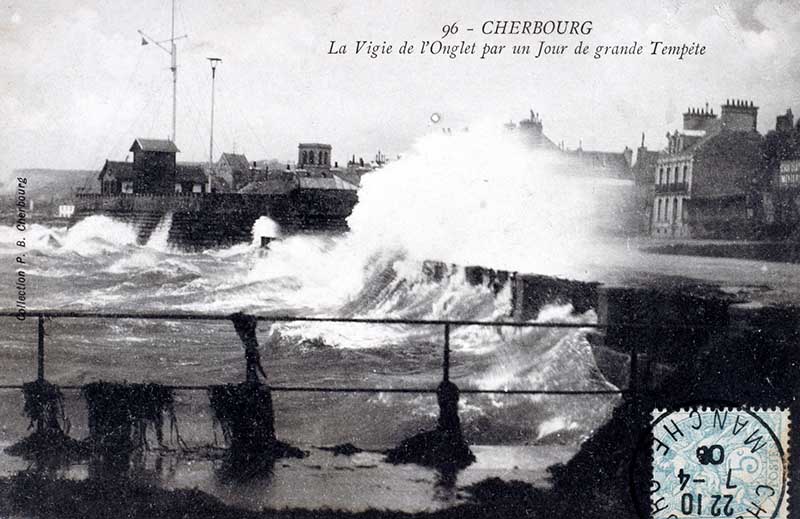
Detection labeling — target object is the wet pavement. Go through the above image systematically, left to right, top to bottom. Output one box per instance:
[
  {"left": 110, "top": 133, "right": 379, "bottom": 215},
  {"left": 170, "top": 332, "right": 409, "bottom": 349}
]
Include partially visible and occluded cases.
[{"left": 0, "top": 443, "right": 575, "bottom": 512}]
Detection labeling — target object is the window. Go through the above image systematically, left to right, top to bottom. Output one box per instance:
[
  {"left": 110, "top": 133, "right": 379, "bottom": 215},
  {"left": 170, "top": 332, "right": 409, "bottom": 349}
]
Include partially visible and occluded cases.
[
  {"left": 302, "top": 151, "right": 307, "bottom": 166},
  {"left": 309, "top": 151, "right": 315, "bottom": 165},
  {"left": 681, "top": 165, "right": 687, "bottom": 184},
  {"left": 121, "top": 181, "right": 134, "bottom": 194},
  {"left": 174, "top": 183, "right": 182, "bottom": 193},
  {"left": 672, "top": 198, "right": 678, "bottom": 223},
  {"left": 657, "top": 199, "right": 662, "bottom": 221}
]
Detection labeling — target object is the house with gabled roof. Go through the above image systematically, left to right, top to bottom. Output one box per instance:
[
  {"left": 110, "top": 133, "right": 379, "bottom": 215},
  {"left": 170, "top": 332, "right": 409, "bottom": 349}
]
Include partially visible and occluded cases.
[
  {"left": 97, "top": 138, "right": 208, "bottom": 194},
  {"left": 216, "top": 152, "right": 252, "bottom": 191},
  {"left": 98, "top": 160, "right": 136, "bottom": 194}
]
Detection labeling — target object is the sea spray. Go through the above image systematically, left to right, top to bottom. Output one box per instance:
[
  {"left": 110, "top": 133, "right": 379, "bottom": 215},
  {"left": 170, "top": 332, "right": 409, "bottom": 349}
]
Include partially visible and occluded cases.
[
  {"left": 347, "top": 123, "right": 616, "bottom": 275},
  {"left": 145, "top": 212, "right": 174, "bottom": 251},
  {"left": 58, "top": 215, "right": 139, "bottom": 255},
  {"left": 250, "top": 216, "right": 281, "bottom": 245}
]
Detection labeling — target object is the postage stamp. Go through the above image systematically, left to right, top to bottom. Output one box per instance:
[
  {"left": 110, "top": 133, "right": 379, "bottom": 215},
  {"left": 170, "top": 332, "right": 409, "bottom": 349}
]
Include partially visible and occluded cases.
[{"left": 650, "top": 407, "right": 790, "bottom": 519}]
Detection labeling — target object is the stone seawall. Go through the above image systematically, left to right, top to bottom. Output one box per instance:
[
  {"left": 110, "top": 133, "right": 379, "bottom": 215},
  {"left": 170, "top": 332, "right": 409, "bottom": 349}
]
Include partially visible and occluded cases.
[{"left": 71, "top": 190, "right": 357, "bottom": 249}]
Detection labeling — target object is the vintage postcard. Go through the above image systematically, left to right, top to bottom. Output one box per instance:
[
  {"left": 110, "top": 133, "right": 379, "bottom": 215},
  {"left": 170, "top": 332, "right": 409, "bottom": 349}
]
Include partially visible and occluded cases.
[{"left": 1, "top": 1, "right": 799, "bottom": 517}]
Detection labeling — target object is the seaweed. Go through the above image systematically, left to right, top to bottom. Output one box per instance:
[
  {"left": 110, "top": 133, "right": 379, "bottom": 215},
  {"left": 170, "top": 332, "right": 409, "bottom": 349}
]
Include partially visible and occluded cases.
[
  {"left": 4, "top": 380, "right": 87, "bottom": 464},
  {"left": 20, "top": 380, "right": 69, "bottom": 433},
  {"left": 81, "top": 381, "right": 185, "bottom": 454},
  {"left": 385, "top": 381, "right": 475, "bottom": 469},
  {"left": 208, "top": 382, "right": 305, "bottom": 480},
  {"left": 208, "top": 382, "right": 275, "bottom": 451},
  {"left": 384, "top": 428, "right": 475, "bottom": 469},
  {"left": 319, "top": 443, "right": 363, "bottom": 456}
]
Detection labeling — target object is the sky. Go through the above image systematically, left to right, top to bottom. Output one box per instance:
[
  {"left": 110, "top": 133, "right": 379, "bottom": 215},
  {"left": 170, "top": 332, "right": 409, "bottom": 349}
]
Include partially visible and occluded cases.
[{"left": 1, "top": 0, "right": 799, "bottom": 175}]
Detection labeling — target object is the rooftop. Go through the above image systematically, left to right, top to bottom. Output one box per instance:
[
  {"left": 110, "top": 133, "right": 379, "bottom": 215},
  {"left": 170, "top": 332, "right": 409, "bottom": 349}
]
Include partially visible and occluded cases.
[
  {"left": 130, "top": 138, "right": 180, "bottom": 153},
  {"left": 219, "top": 152, "right": 250, "bottom": 172},
  {"left": 98, "top": 160, "right": 136, "bottom": 181},
  {"left": 298, "top": 175, "right": 358, "bottom": 191}
]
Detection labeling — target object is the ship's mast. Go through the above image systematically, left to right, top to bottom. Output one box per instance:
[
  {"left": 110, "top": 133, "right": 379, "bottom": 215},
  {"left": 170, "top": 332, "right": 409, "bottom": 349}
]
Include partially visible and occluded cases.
[{"left": 138, "top": 0, "right": 186, "bottom": 143}]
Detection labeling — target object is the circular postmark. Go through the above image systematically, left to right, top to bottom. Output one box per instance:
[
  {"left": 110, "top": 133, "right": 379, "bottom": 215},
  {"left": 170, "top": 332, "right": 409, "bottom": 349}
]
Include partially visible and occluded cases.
[{"left": 647, "top": 407, "right": 788, "bottom": 519}]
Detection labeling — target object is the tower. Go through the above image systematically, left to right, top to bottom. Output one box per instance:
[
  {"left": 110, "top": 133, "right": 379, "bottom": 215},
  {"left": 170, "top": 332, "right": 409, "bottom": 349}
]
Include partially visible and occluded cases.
[{"left": 298, "top": 143, "right": 333, "bottom": 172}]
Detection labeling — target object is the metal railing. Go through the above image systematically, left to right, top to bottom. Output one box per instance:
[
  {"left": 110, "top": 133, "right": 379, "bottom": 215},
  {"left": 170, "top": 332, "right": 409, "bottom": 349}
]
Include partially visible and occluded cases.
[{"left": 0, "top": 310, "right": 638, "bottom": 397}]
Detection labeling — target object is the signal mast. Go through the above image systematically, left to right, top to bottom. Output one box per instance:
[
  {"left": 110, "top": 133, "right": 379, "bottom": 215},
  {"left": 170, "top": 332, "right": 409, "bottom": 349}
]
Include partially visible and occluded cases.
[{"left": 138, "top": 0, "right": 187, "bottom": 144}]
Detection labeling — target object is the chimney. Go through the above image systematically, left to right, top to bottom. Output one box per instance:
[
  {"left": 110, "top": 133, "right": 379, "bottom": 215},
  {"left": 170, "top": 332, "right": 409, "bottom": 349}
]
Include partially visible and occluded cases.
[
  {"left": 721, "top": 99, "right": 758, "bottom": 132},
  {"left": 683, "top": 104, "right": 718, "bottom": 131},
  {"left": 776, "top": 108, "right": 794, "bottom": 133}
]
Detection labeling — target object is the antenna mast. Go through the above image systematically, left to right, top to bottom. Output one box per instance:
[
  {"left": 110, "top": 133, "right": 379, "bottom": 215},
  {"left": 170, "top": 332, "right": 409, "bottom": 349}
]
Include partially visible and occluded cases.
[{"left": 138, "top": 0, "right": 187, "bottom": 143}]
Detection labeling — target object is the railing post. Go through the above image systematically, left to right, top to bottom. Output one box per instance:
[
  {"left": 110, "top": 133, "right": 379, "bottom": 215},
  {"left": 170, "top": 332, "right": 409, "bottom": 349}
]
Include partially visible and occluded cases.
[
  {"left": 36, "top": 315, "right": 45, "bottom": 434},
  {"left": 37, "top": 315, "right": 45, "bottom": 382},
  {"left": 442, "top": 323, "right": 450, "bottom": 382},
  {"left": 629, "top": 341, "right": 643, "bottom": 422},
  {"left": 629, "top": 342, "right": 638, "bottom": 396}
]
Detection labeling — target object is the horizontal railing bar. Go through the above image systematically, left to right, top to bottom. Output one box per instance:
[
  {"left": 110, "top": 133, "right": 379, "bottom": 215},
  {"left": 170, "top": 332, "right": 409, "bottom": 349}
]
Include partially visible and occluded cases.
[
  {"left": 0, "top": 310, "right": 724, "bottom": 330},
  {"left": 0, "top": 384, "right": 626, "bottom": 395}
]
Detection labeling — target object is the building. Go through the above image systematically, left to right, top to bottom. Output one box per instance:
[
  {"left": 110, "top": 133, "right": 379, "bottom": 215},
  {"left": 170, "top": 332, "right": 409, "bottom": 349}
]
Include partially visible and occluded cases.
[
  {"left": 652, "top": 100, "right": 763, "bottom": 239},
  {"left": 765, "top": 108, "right": 800, "bottom": 238},
  {"left": 776, "top": 108, "right": 794, "bottom": 133},
  {"left": 510, "top": 110, "right": 633, "bottom": 180},
  {"left": 512, "top": 110, "right": 561, "bottom": 151},
  {"left": 631, "top": 134, "right": 660, "bottom": 234},
  {"left": 98, "top": 138, "right": 208, "bottom": 195},
  {"left": 129, "top": 138, "right": 180, "bottom": 194},
  {"left": 237, "top": 142, "right": 358, "bottom": 196},
  {"left": 298, "top": 143, "right": 332, "bottom": 171},
  {"left": 561, "top": 145, "right": 633, "bottom": 180},
  {"left": 215, "top": 152, "right": 252, "bottom": 191},
  {"left": 770, "top": 156, "right": 800, "bottom": 238},
  {"left": 777, "top": 158, "right": 800, "bottom": 187},
  {"left": 99, "top": 161, "right": 135, "bottom": 194},
  {"left": 174, "top": 164, "right": 207, "bottom": 193},
  {"left": 57, "top": 205, "right": 75, "bottom": 218}
]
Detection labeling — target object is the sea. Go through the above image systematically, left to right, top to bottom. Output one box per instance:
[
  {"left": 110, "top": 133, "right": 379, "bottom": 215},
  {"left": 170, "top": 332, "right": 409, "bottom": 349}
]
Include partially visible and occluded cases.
[{"left": 0, "top": 125, "right": 627, "bottom": 510}]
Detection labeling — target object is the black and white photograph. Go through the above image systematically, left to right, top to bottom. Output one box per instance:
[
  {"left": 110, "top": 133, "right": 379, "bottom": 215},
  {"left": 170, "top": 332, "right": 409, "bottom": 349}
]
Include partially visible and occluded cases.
[{"left": 1, "top": 1, "right": 799, "bottom": 517}]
